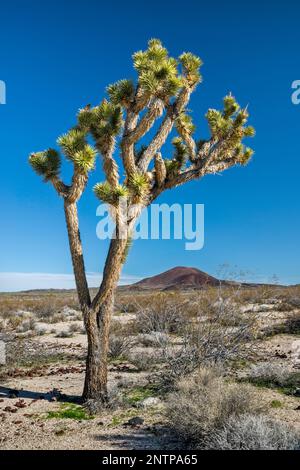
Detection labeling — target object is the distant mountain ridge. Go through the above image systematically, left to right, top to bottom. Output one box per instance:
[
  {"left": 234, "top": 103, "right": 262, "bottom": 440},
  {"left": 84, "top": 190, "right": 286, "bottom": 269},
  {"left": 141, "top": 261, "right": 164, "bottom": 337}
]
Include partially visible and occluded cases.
[{"left": 129, "top": 266, "right": 222, "bottom": 290}]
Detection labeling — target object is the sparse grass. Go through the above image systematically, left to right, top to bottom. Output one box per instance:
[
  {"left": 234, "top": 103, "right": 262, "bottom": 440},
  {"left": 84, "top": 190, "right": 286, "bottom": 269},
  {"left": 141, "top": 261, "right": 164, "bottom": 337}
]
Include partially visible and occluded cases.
[
  {"left": 244, "top": 362, "right": 300, "bottom": 396},
  {"left": 124, "top": 384, "right": 158, "bottom": 406},
  {"left": 270, "top": 400, "right": 283, "bottom": 408},
  {"left": 47, "top": 403, "right": 94, "bottom": 421},
  {"left": 109, "top": 409, "right": 138, "bottom": 427}
]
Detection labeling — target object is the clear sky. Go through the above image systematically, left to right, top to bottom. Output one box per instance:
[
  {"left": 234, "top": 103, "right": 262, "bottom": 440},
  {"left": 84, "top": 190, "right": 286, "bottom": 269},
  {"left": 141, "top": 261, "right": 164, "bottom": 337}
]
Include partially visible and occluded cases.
[{"left": 1, "top": 0, "right": 300, "bottom": 291}]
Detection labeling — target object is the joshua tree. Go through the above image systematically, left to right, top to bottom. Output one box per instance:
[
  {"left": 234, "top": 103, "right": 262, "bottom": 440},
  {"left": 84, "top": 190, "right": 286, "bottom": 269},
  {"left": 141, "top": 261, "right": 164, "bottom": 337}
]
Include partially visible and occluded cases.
[{"left": 29, "top": 39, "right": 254, "bottom": 404}]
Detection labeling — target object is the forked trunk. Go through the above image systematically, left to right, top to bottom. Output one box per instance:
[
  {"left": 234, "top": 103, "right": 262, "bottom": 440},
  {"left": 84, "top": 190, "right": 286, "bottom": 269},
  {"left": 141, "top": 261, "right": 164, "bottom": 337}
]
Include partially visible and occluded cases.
[
  {"left": 64, "top": 199, "right": 134, "bottom": 403},
  {"left": 82, "top": 236, "right": 129, "bottom": 402},
  {"left": 82, "top": 296, "right": 113, "bottom": 402}
]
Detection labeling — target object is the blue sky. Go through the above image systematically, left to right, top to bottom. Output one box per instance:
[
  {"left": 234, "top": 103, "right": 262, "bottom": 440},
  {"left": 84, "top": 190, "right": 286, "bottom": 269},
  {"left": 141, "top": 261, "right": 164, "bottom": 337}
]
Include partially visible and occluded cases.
[{"left": 0, "top": 0, "right": 300, "bottom": 291}]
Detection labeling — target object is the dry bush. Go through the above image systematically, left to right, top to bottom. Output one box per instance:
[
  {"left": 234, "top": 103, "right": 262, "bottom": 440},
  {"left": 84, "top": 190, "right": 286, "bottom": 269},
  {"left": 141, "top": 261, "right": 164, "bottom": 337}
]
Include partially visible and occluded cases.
[
  {"left": 0, "top": 293, "right": 79, "bottom": 322},
  {"left": 135, "top": 293, "right": 188, "bottom": 334},
  {"left": 158, "top": 300, "right": 257, "bottom": 392},
  {"left": 263, "top": 310, "right": 300, "bottom": 337},
  {"left": 286, "top": 310, "right": 300, "bottom": 334},
  {"left": 16, "top": 318, "right": 36, "bottom": 333},
  {"left": 110, "top": 319, "right": 137, "bottom": 336},
  {"left": 68, "top": 322, "right": 85, "bottom": 334},
  {"left": 55, "top": 329, "right": 73, "bottom": 338},
  {"left": 137, "top": 331, "right": 169, "bottom": 348},
  {"left": 108, "top": 335, "right": 134, "bottom": 359},
  {"left": 127, "top": 351, "right": 161, "bottom": 371},
  {"left": 246, "top": 362, "right": 300, "bottom": 395},
  {"left": 247, "top": 362, "right": 290, "bottom": 387},
  {"left": 166, "top": 367, "right": 258, "bottom": 448},
  {"left": 206, "top": 414, "right": 300, "bottom": 450}
]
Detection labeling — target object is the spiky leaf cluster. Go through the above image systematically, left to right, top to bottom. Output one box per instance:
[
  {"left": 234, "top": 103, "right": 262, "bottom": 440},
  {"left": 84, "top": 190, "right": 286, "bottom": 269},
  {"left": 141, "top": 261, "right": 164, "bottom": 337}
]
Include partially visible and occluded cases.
[
  {"left": 133, "top": 39, "right": 183, "bottom": 99},
  {"left": 179, "top": 52, "right": 203, "bottom": 87},
  {"left": 107, "top": 79, "right": 135, "bottom": 107},
  {"left": 206, "top": 94, "right": 255, "bottom": 165},
  {"left": 89, "top": 100, "right": 123, "bottom": 154},
  {"left": 175, "top": 112, "right": 196, "bottom": 135},
  {"left": 57, "top": 128, "right": 96, "bottom": 173},
  {"left": 57, "top": 129, "right": 86, "bottom": 159},
  {"left": 172, "top": 137, "right": 188, "bottom": 165},
  {"left": 164, "top": 138, "right": 188, "bottom": 178},
  {"left": 73, "top": 146, "right": 96, "bottom": 172},
  {"left": 29, "top": 149, "right": 61, "bottom": 181},
  {"left": 128, "top": 172, "right": 150, "bottom": 201},
  {"left": 94, "top": 182, "right": 128, "bottom": 206}
]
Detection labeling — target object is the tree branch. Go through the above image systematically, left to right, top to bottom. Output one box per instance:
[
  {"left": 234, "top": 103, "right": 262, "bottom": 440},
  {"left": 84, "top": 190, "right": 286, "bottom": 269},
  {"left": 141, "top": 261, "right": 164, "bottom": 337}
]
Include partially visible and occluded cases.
[
  {"left": 121, "top": 87, "right": 149, "bottom": 177},
  {"left": 138, "top": 87, "right": 191, "bottom": 173},
  {"left": 125, "top": 98, "right": 164, "bottom": 145},
  {"left": 64, "top": 201, "right": 91, "bottom": 309}
]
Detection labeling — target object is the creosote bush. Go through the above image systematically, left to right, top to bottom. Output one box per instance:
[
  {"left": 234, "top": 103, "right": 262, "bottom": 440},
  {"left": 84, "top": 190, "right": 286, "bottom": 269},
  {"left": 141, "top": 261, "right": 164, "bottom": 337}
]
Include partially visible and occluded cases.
[
  {"left": 135, "top": 293, "right": 188, "bottom": 334},
  {"left": 158, "top": 300, "right": 257, "bottom": 392},
  {"left": 108, "top": 335, "right": 134, "bottom": 359},
  {"left": 247, "top": 362, "right": 290, "bottom": 387},
  {"left": 166, "top": 366, "right": 259, "bottom": 448},
  {"left": 206, "top": 414, "right": 300, "bottom": 450}
]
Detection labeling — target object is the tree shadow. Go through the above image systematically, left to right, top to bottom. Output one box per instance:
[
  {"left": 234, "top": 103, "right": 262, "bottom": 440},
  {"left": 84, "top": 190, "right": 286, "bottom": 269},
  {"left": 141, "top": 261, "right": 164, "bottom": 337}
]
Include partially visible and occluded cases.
[
  {"left": 0, "top": 385, "right": 81, "bottom": 403},
  {"left": 94, "top": 431, "right": 160, "bottom": 450}
]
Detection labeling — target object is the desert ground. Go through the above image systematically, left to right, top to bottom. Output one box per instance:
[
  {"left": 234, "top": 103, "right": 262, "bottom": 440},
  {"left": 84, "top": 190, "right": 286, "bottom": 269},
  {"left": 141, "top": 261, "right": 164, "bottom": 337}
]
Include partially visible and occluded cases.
[{"left": 0, "top": 283, "right": 299, "bottom": 450}]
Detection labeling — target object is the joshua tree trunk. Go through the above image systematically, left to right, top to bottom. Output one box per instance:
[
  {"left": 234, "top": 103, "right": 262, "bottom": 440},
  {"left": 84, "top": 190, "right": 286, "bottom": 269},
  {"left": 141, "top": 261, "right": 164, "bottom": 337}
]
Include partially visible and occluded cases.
[
  {"left": 65, "top": 199, "right": 129, "bottom": 402},
  {"left": 83, "top": 238, "right": 128, "bottom": 401},
  {"left": 82, "top": 296, "right": 113, "bottom": 402}
]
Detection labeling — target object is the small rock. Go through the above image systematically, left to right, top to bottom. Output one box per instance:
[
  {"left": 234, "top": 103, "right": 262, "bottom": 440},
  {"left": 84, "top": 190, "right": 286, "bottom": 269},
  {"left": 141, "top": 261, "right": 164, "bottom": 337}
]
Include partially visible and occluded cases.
[
  {"left": 293, "top": 388, "right": 300, "bottom": 397},
  {"left": 140, "top": 397, "right": 160, "bottom": 408},
  {"left": 124, "top": 416, "right": 144, "bottom": 427}
]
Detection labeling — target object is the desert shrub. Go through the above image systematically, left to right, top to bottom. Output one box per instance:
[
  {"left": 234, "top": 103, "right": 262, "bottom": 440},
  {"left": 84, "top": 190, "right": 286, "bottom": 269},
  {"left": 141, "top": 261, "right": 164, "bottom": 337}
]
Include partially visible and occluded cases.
[
  {"left": 0, "top": 293, "right": 79, "bottom": 322},
  {"left": 135, "top": 293, "right": 188, "bottom": 334},
  {"left": 282, "top": 296, "right": 300, "bottom": 309},
  {"left": 276, "top": 302, "right": 294, "bottom": 312},
  {"left": 159, "top": 309, "right": 256, "bottom": 392},
  {"left": 263, "top": 310, "right": 300, "bottom": 337},
  {"left": 286, "top": 311, "right": 300, "bottom": 334},
  {"left": 7, "top": 315, "right": 23, "bottom": 329},
  {"left": 16, "top": 318, "right": 36, "bottom": 333},
  {"left": 110, "top": 319, "right": 137, "bottom": 336},
  {"left": 68, "top": 322, "right": 84, "bottom": 334},
  {"left": 34, "top": 326, "right": 47, "bottom": 336},
  {"left": 56, "top": 330, "right": 73, "bottom": 338},
  {"left": 137, "top": 331, "right": 169, "bottom": 348},
  {"left": 108, "top": 335, "right": 134, "bottom": 359},
  {"left": 3, "top": 339, "right": 68, "bottom": 369},
  {"left": 127, "top": 351, "right": 159, "bottom": 371},
  {"left": 246, "top": 362, "right": 300, "bottom": 395},
  {"left": 247, "top": 362, "right": 290, "bottom": 387},
  {"left": 166, "top": 367, "right": 258, "bottom": 448},
  {"left": 206, "top": 414, "right": 300, "bottom": 450}
]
